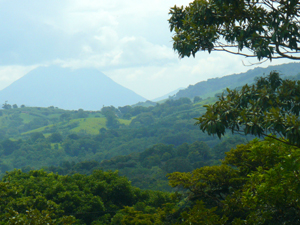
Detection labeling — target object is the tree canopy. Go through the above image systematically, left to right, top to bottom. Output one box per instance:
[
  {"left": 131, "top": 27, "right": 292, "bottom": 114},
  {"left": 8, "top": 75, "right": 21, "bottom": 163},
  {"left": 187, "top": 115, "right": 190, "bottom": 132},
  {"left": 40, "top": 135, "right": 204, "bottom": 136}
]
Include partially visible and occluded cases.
[
  {"left": 169, "top": 0, "right": 300, "bottom": 61},
  {"left": 196, "top": 71, "right": 300, "bottom": 147},
  {"left": 167, "top": 137, "right": 300, "bottom": 224}
]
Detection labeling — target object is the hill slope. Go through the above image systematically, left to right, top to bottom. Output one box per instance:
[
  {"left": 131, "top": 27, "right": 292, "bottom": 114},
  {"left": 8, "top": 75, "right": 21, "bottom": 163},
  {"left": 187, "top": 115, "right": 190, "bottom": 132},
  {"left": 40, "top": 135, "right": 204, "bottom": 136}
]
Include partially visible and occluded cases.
[
  {"left": 173, "top": 62, "right": 300, "bottom": 99},
  {"left": 0, "top": 66, "right": 146, "bottom": 110},
  {"left": 152, "top": 87, "right": 184, "bottom": 102}
]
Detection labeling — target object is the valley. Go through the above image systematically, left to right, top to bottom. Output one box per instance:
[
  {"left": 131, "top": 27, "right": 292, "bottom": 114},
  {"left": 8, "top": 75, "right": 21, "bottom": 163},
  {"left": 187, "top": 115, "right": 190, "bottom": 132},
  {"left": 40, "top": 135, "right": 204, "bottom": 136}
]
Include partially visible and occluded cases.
[{"left": 0, "top": 62, "right": 299, "bottom": 224}]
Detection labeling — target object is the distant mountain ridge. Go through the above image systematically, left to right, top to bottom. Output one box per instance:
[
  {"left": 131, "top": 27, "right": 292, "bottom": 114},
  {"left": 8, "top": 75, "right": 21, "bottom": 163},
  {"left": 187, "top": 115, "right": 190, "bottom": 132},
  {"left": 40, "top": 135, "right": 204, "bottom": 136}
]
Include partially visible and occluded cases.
[
  {"left": 172, "top": 62, "right": 300, "bottom": 100},
  {"left": 0, "top": 66, "right": 146, "bottom": 110},
  {"left": 152, "top": 87, "right": 184, "bottom": 102}
]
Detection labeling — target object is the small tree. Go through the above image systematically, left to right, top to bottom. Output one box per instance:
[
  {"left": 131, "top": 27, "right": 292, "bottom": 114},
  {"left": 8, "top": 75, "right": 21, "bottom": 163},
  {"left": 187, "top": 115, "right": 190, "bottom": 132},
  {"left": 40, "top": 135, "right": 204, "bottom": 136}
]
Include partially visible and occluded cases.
[
  {"left": 193, "top": 96, "right": 202, "bottom": 103},
  {"left": 2, "top": 101, "right": 11, "bottom": 110},
  {"left": 48, "top": 133, "right": 63, "bottom": 143}
]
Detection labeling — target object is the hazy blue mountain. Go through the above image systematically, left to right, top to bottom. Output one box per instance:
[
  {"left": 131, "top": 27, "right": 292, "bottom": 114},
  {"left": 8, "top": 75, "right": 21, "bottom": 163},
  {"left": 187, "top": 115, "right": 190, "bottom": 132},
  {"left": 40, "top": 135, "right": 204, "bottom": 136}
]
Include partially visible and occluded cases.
[
  {"left": 172, "top": 62, "right": 300, "bottom": 100},
  {"left": 0, "top": 66, "right": 146, "bottom": 110},
  {"left": 152, "top": 87, "right": 184, "bottom": 102}
]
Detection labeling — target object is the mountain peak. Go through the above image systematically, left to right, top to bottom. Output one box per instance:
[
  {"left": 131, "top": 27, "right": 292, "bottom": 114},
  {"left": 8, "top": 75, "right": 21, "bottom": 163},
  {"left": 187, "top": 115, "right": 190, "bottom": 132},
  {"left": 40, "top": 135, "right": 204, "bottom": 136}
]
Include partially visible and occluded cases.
[{"left": 0, "top": 66, "right": 146, "bottom": 110}]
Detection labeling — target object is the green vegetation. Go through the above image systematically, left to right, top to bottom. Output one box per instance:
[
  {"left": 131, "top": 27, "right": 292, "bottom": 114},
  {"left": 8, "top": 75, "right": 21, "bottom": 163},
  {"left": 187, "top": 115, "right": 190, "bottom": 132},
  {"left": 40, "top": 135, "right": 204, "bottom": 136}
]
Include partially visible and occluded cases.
[
  {"left": 1, "top": 0, "right": 300, "bottom": 223},
  {"left": 169, "top": 0, "right": 300, "bottom": 61},
  {"left": 2, "top": 63, "right": 300, "bottom": 223},
  {"left": 197, "top": 71, "right": 300, "bottom": 147},
  {"left": 0, "top": 97, "right": 233, "bottom": 176},
  {"left": 1, "top": 135, "right": 298, "bottom": 224},
  {"left": 46, "top": 136, "right": 246, "bottom": 191},
  {"left": 164, "top": 137, "right": 300, "bottom": 224},
  {"left": 0, "top": 169, "right": 174, "bottom": 224}
]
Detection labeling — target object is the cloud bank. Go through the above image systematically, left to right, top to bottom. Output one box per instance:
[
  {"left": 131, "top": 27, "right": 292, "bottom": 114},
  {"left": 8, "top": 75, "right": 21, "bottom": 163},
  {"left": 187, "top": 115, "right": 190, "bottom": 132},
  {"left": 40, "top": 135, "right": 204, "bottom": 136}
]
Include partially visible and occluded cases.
[{"left": 0, "top": 0, "right": 291, "bottom": 99}]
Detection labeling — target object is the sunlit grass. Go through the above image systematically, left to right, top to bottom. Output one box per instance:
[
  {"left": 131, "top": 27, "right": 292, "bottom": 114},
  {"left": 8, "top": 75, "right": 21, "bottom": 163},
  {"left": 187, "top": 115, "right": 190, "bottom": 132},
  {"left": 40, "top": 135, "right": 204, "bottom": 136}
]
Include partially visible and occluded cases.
[
  {"left": 19, "top": 113, "right": 38, "bottom": 123},
  {"left": 21, "top": 117, "right": 132, "bottom": 136},
  {"left": 70, "top": 118, "right": 107, "bottom": 134},
  {"left": 118, "top": 118, "right": 132, "bottom": 125},
  {"left": 22, "top": 124, "right": 55, "bottom": 135},
  {"left": 50, "top": 143, "right": 63, "bottom": 149}
]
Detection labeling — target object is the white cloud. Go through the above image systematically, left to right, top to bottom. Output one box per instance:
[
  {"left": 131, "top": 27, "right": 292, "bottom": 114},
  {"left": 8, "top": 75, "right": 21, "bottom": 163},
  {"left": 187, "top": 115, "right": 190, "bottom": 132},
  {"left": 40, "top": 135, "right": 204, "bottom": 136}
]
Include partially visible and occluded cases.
[
  {"left": 0, "top": 0, "right": 294, "bottom": 99},
  {"left": 53, "top": 34, "right": 177, "bottom": 71},
  {"left": 104, "top": 52, "right": 293, "bottom": 99},
  {"left": 0, "top": 65, "right": 39, "bottom": 90}
]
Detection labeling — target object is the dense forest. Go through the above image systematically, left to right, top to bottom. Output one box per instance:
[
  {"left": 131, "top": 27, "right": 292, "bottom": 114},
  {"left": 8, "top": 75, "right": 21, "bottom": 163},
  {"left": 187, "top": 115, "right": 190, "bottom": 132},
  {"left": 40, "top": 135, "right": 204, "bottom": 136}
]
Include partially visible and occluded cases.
[{"left": 0, "top": 91, "right": 249, "bottom": 224}]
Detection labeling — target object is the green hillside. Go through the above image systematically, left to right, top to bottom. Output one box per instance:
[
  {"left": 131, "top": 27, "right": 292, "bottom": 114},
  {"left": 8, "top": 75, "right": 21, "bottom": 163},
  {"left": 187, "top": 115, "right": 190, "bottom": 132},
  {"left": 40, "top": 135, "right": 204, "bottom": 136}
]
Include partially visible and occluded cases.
[
  {"left": 173, "top": 62, "right": 300, "bottom": 100},
  {"left": 0, "top": 63, "right": 299, "bottom": 176},
  {"left": 1, "top": 64, "right": 300, "bottom": 224},
  {"left": 0, "top": 97, "right": 228, "bottom": 175},
  {"left": 22, "top": 117, "right": 132, "bottom": 136}
]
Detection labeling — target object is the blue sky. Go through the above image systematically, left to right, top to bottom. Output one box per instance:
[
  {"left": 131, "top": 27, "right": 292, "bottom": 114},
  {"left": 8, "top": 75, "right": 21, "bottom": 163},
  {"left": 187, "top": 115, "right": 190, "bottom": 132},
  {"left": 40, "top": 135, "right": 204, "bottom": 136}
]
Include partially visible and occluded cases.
[{"left": 0, "top": 0, "right": 291, "bottom": 99}]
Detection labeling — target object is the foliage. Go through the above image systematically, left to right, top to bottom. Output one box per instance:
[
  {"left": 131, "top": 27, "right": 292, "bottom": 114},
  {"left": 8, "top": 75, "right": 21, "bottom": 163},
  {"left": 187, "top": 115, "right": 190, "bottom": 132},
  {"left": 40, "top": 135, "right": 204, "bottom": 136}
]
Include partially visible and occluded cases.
[
  {"left": 169, "top": 0, "right": 300, "bottom": 61},
  {"left": 4, "top": 69, "right": 300, "bottom": 224},
  {"left": 196, "top": 71, "right": 300, "bottom": 147},
  {"left": 155, "top": 73, "right": 300, "bottom": 223},
  {"left": 193, "top": 96, "right": 202, "bottom": 103},
  {"left": 0, "top": 97, "right": 230, "bottom": 176},
  {"left": 2, "top": 101, "right": 11, "bottom": 109},
  {"left": 101, "top": 106, "right": 120, "bottom": 129},
  {"left": 3, "top": 130, "right": 298, "bottom": 224},
  {"left": 48, "top": 132, "right": 63, "bottom": 143},
  {"left": 212, "top": 136, "right": 246, "bottom": 160},
  {"left": 162, "top": 137, "right": 300, "bottom": 224},
  {"left": 46, "top": 139, "right": 236, "bottom": 191},
  {"left": 169, "top": 164, "right": 241, "bottom": 206},
  {"left": 0, "top": 169, "right": 174, "bottom": 225},
  {"left": 178, "top": 201, "right": 226, "bottom": 225},
  {"left": 5, "top": 208, "right": 76, "bottom": 225}
]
